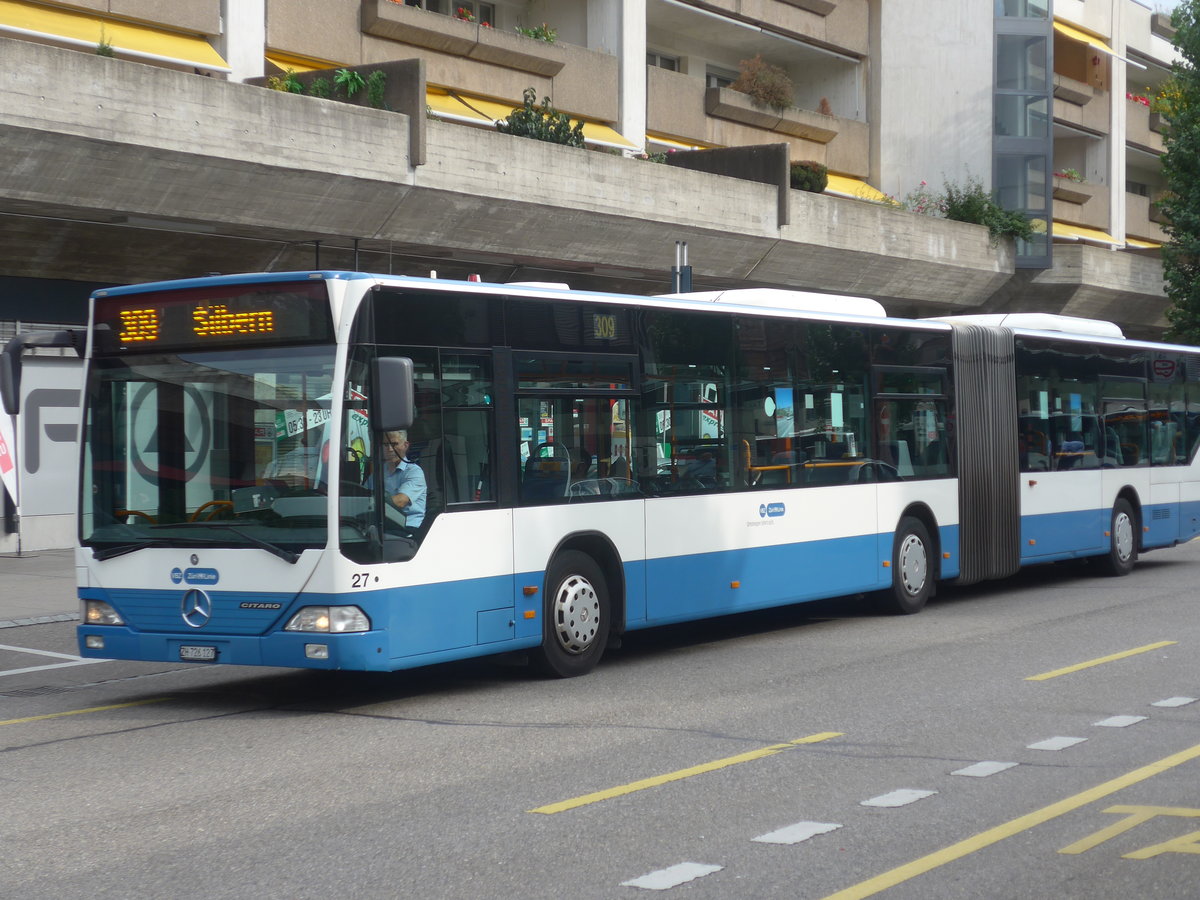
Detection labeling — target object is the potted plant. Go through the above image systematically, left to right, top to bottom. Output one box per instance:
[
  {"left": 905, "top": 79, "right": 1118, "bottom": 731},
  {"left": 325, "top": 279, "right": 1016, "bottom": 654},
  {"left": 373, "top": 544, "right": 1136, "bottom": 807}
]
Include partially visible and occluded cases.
[{"left": 790, "top": 161, "right": 828, "bottom": 193}]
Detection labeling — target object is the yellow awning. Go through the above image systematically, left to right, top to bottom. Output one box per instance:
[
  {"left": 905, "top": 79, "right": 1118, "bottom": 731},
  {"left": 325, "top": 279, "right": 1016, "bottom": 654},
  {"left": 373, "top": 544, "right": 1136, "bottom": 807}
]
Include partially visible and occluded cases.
[
  {"left": 0, "top": 0, "right": 229, "bottom": 73},
  {"left": 1053, "top": 19, "right": 1144, "bottom": 69},
  {"left": 265, "top": 51, "right": 342, "bottom": 74},
  {"left": 426, "top": 90, "right": 495, "bottom": 125},
  {"left": 445, "top": 92, "right": 639, "bottom": 149},
  {"left": 578, "top": 120, "right": 639, "bottom": 151},
  {"left": 646, "top": 133, "right": 713, "bottom": 151},
  {"left": 825, "top": 173, "right": 893, "bottom": 204},
  {"left": 1052, "top": 221, "right": 1122, "bottom": 247},
  {"left": 1125, "top": 237, "right": 1162, "bottom": 249}
]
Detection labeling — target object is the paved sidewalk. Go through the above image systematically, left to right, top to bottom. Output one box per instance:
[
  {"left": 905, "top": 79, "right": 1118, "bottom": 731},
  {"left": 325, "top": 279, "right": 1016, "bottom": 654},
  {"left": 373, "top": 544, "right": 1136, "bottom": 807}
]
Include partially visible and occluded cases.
[{"left": 0, "top": 549, "right": 79, "bottom": 628}]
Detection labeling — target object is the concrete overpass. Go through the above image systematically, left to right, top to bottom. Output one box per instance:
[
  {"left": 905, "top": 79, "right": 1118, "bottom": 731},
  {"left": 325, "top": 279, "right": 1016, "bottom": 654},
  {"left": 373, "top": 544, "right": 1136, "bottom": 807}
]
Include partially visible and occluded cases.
[{"left": 0, "top": 37, "right": 1170, "bottom": 338}]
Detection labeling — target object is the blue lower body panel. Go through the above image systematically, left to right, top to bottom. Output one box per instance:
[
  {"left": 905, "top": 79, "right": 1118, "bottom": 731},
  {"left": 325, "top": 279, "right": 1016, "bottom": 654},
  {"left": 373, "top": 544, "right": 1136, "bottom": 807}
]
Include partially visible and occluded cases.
[
  {"left": 643, "top": 531, "right": 895, "bottom": 626},
  {"left": 78, "top": 625, "right": 392, "bottom": 670}
]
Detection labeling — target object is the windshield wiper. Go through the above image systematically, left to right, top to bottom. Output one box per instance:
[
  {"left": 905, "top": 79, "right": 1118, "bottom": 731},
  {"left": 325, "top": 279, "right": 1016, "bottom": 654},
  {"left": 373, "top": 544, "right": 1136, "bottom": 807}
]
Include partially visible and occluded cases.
[
  {"left": 148, "top": 523, "right": 302, "bottom": 564},
  {"left": 211, "top": 525, "right": 301, "bottom": 564},
  {"left": 91, "top": 539, "right": 178, "bottom": 561}
]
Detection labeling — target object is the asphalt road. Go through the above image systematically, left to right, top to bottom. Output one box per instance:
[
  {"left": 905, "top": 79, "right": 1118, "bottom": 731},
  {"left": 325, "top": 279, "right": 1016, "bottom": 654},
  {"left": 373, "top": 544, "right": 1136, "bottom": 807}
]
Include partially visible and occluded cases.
[{"left": 3, "top": 543, "right": 1199, "bottom": 899}]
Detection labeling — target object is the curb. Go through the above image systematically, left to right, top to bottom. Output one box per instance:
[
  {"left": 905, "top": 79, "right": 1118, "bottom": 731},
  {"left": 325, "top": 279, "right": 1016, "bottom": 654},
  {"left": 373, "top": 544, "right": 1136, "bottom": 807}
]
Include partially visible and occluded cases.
[{"left": 0, "top": 613, "right": 80, "bottom": 629}]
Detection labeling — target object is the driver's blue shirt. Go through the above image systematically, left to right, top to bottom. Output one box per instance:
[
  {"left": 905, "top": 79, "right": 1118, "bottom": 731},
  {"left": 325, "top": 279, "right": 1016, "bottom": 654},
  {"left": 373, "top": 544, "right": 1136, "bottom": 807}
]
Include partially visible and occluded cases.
[{"left": 384, "top": 458, "right": 426, "bottom": 528}]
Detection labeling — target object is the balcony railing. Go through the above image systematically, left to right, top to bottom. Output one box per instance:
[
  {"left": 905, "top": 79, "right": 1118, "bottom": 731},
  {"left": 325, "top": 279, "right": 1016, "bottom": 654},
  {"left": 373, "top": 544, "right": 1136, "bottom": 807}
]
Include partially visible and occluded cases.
[
  {"left": 360, "top": 0, "right": 567, "bottom": 76},
  {"left": 778, "top": 0, "right": 837, "bottom": 14},
  {"left": 1053, "top": 72, "right": 1095, "bottom": 106},
  {"left": 705, "top": 87, "right": 838, "bottom": 141},
  {"left": 1126, "top": 97, "right": 1165, "bottom": 154},
  {"left": 1051, "top": 177, "right": 1110, "bottom": 230},
  {"left": 1126, "top": 192, "right": 1167, "bottom": 243}
]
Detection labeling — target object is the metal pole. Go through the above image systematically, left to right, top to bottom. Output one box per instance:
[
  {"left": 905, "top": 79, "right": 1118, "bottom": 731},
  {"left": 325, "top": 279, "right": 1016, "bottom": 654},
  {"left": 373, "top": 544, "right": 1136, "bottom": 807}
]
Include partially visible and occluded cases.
[{"left": 674, "top": 241, "right": 692, "bottom": 293}]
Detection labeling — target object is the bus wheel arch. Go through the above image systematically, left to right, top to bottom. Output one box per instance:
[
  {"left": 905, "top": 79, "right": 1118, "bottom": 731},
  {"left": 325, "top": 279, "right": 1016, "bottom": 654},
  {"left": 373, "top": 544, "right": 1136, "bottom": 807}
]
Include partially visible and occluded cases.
[
  {"left": 879, "top": 505, "right": 940, "bottom": 615},
  {"left": 535, "top": 534, "right": 623, "bottom": 677}
]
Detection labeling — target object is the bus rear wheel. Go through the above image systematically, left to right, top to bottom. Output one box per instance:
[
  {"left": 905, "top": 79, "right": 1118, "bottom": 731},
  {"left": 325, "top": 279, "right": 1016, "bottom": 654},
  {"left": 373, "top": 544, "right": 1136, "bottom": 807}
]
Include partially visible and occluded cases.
[
  {"left": 1096, "top": 498, "right": 1137, "bottom": 577},
  {"left": 879, "top": 516, "right": 933, "bottom": 615},
  {"left": 535, "top": 550, "right": 610, "bottom": 678}
]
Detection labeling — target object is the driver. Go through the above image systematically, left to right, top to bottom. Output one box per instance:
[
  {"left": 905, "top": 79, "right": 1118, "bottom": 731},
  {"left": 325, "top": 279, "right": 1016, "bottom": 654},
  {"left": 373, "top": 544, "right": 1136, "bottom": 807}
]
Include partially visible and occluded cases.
[{"left": 381, "top": 429, "right": 426, "bottom": 529}]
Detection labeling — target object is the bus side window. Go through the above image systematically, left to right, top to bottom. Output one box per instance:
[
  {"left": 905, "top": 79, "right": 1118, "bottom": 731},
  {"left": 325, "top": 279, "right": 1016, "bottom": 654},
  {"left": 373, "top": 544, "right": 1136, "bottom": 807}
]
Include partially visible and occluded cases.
[{"left": 440, "top": 355, "right": 494, "bottom": 505}]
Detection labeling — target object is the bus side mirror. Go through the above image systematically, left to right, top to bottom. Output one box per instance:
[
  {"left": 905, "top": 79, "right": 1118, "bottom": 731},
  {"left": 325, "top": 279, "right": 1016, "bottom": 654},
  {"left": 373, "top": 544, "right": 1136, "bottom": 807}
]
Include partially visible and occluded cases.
[{"left": 373, "top": 356, "right": 414, "bottom": 431}]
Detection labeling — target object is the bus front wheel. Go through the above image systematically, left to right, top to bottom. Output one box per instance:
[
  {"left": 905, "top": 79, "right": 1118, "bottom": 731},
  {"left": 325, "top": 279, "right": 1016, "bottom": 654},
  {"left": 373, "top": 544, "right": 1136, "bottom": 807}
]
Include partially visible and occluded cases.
[
  {"left": 1097, "top": 498, "right": 1137, "bottom": 577},
  {"left": 880, "top": 516, "right": 933, "bottom": 615},
  {"left": 536, "top": 550, "right": 610, "bottom": 678}
]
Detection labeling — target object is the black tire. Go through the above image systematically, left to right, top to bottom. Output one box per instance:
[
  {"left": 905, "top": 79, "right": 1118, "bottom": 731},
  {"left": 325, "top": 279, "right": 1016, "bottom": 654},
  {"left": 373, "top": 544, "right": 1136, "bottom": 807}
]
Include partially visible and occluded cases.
[
  {"left": 1096, "top": 498, "right": 1138, "bottom": 577},
  {"left": 879, "top": 516, "right": 934, "bottom": 615},
  {"left": 535, "top": 550, "right": 610, "bottom": 678}
]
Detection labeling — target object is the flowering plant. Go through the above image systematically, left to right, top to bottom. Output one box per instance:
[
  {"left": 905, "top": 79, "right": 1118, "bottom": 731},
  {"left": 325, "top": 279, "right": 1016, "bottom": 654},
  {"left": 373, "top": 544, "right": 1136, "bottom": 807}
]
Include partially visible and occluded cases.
[
  {"left": 454, "top": 7, "right": 474, "bottom": 22},
  {"left": 515, "top": 22, "right": 556, "bottom": 42},
  {"left": 1127, "top": 92, "right": 1151, "bottom": 107},
  {"left": 901, "top": 180, "right": 944, "bottom": 216}
]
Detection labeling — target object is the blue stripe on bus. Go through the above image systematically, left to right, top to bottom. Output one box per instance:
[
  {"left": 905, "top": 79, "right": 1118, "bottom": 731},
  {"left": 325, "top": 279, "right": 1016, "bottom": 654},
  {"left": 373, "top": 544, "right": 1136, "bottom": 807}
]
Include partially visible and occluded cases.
[
  {"left": 81, "top": 495, "right": 1200, "bottom": 673},
  {"left": 1017, "top": 500, "right": 1200, "bottom": 563},
  {"left": 1020, "top": 507, "right": 1108, "bottom": 560}
]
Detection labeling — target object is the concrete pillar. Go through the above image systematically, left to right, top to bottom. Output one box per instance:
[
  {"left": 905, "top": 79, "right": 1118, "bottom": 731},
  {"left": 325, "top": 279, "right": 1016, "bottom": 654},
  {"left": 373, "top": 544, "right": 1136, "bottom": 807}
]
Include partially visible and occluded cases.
[
  {"left": 220, "top": 0, "right": 266, "bottom": 83},
  {"left": 589, "top": 0, "right": 646, "bottom": 152},
  {"left": 1110, "top": 0, "right": 1128, "bottom": 245}
]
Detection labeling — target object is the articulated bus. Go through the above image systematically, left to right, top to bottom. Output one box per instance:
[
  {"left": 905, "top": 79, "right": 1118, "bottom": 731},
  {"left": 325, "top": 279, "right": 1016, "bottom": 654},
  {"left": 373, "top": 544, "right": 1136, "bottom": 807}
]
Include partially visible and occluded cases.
[{"left": 4, "top": 272, "right": 1199, "bottom": 677}]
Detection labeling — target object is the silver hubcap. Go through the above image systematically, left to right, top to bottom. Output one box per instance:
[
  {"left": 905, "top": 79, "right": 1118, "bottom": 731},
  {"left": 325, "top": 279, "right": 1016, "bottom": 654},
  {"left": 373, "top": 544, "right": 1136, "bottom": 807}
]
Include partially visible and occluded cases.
[
  {"left": 1113, "top": 511, "right": 1134, "bottom": 562},
  {"left": 898, "top": 534, "right": 927, "bottom": 597},
  {"left": 552, "top": 573, "right": 600, "bottom": 655}
]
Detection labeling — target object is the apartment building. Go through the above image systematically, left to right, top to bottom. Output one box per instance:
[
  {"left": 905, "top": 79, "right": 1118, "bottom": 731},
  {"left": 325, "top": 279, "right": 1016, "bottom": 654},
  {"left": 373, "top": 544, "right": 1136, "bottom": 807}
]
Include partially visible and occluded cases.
[{"left": 0, "top": 0, "right": 1181, "bottom": 336}]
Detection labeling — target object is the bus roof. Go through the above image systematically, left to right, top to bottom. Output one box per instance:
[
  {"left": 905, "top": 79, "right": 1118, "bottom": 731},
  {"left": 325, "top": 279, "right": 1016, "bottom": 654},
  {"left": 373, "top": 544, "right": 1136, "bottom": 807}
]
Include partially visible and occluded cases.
[
  {"left": 657, "top": 288, "right": 888, "bottom": 319},
  {"left": 928, "top": 313, "right": 1125, "bottom": 339}
]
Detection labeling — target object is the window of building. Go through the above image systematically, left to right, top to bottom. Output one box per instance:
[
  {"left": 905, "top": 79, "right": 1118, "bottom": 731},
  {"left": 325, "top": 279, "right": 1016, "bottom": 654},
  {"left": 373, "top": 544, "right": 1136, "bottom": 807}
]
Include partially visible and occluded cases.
[
  {"left": 406, "top": 0, "right": 495, "bottom": 25},
  {"left": 995, "top": 0, "right": 1048, "bottom": 17},
  {"left": 994, "top": 15, "right": 1053, "bottom": 269},
  {"left": 647, "top": 51, "right": 680, "bottom": 72},
  {"left": 706, "top": 66, "right": 738, "bottom": 89}
]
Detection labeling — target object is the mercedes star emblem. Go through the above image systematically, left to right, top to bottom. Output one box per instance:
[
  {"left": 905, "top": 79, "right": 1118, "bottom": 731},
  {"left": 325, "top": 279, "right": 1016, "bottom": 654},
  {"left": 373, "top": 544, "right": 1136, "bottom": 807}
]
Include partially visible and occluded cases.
[{"left": 181, "top": 589, "right": 212, "bottom": 628}]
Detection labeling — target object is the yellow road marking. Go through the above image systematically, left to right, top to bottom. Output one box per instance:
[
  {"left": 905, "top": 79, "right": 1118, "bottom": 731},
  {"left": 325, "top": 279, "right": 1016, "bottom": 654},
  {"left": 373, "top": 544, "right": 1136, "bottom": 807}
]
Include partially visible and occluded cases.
[
  {"left": 1026, "top": 641, "right": 1176, "bottom": 681},
  {"left": 0, "top": 698, "right": 168, "bottom": 726},
  {"left": 529, "top": 731, "right": 842, "bottom": 814},
  {"left": 821, "top": 739, "right": 1200, "bottom": 900},
  {"left": 1059, "top": 805, "right": 1200, "bottom": 855}
]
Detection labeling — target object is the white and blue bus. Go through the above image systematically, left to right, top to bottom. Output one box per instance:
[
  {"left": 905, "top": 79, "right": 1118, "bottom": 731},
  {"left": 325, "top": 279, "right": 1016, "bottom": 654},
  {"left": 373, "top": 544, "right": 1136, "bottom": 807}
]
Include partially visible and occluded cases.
[{"left": 4, "top": 271, "right": 1198, "bottom": 677}]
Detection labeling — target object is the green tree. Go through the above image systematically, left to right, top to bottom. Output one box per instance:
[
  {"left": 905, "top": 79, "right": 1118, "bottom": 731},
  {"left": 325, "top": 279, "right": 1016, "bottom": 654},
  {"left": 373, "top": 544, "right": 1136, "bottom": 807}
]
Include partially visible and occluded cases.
[{"left": 1161, "top": 2, "right": 1200, "bottom": 343}]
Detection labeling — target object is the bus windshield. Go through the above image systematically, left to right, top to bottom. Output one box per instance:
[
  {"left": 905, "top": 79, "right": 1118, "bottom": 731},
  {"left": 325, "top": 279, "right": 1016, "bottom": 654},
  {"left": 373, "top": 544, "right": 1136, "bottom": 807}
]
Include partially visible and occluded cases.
[{"left": 81, "top": 345, "right": 338, "bottom": 557}]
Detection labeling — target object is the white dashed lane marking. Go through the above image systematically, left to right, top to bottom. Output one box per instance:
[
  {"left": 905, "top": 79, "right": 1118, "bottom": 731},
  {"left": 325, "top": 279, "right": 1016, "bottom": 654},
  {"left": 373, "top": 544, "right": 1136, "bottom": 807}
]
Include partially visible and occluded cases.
[
  {"left": 1152, "top": 697, "right": 1197, "bottom": 708},
  {"left": 617, "top": 698, "right": 1190, "bottom": 891},
  {"left": 1093, "top": 715, "right": 1147, "bottom": 728},
  {"left": 1027, "top": 736, "right": 1087, "bottom": 751},
  {"left": 951, "top": 761, "right": 1019, "bottom": 778},
  {"left": 861, "top": 789, "right": 937, "bottom": 808},
  {"left": 752, "top": 821, "right": 842, "bottom": 845},
  {"left": 621, "top": 863, "right": 723, "bottom": 891}
]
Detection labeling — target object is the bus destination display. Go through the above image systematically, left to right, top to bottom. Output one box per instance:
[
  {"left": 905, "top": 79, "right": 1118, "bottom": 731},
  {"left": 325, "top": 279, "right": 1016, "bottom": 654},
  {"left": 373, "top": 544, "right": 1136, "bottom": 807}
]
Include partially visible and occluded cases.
[{"left": 94, "top": 282, "right": 334, "bottom": 352}]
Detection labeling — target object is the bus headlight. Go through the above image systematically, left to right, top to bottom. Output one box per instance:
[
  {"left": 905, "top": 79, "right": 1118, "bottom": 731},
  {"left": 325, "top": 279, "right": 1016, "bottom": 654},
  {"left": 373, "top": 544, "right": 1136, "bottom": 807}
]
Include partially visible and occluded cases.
[
  {"left": 83, "top": 600, "right": 124, "bottom": 626},
  {"left": 283, "top": 606, "right": 370, "bottom": 633}
]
